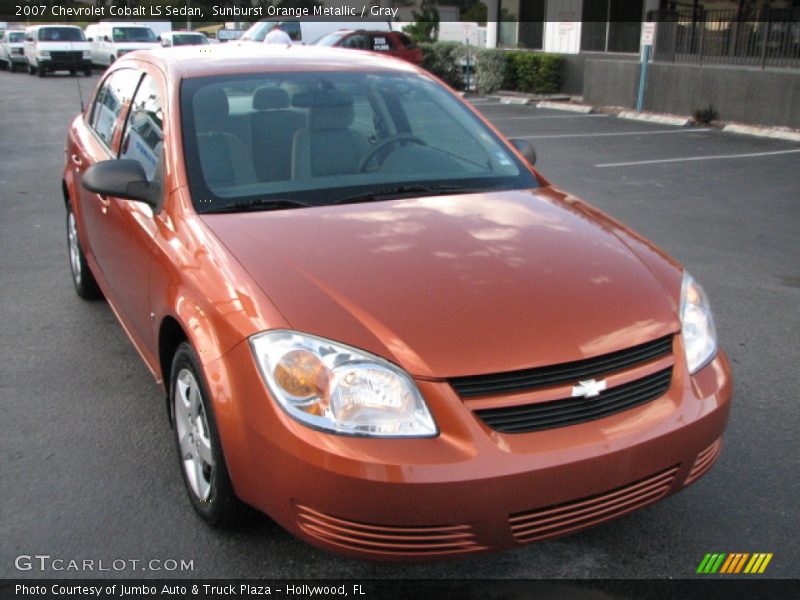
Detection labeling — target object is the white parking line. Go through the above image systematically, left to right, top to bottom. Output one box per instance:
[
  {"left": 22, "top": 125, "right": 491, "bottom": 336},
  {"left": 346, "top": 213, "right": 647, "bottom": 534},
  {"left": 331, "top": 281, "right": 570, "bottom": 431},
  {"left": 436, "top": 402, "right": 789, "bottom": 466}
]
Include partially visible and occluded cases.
[
  {"left": 488, "top": 114, "right": 611, "bottom": 121},
  {"left": 517, "top": 128, "right": 711, "bottom": 140},
  {"left": 595, "top": 148, "right": 800, "bottom": 168}
]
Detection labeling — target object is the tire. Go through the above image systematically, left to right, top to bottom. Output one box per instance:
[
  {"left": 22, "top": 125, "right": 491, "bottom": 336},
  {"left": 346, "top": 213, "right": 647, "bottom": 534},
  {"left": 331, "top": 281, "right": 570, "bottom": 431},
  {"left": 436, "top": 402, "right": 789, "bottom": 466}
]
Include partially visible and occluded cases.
[
  {"left": 0, "top": 61, "right": 7, "bottom": 71},
  {"left": 28, "top": 62, "right": 35, "bottom": 75},
  {"left": 37, "top": 65, "right": 45, "bottom": 77},
  {"left": 84, "top": 67, "right": 92, "bottom": 77},
  {"left": 69, "top": 68, "right": 77, "bottom": 76},
  {"left": 66, "top": 203, "right": 102, "bottom": 300},
  {"left": 170, "top": 342, "right": 242, "bottom": 526}
]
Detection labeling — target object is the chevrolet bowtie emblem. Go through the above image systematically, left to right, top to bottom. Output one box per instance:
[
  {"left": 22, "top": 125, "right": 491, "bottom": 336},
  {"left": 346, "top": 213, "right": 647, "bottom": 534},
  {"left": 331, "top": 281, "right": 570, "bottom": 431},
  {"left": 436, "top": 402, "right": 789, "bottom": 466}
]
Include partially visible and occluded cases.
[{"left": 571, "top": 379, "right": 607, "bottom": 398}]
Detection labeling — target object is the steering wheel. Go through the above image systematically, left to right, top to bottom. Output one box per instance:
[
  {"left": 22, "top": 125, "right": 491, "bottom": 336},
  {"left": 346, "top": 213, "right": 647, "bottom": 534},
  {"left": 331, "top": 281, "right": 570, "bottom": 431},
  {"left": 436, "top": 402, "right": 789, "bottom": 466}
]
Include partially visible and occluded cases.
[{"left": 358, "top": 134, "right": 427, "bottom": 173}]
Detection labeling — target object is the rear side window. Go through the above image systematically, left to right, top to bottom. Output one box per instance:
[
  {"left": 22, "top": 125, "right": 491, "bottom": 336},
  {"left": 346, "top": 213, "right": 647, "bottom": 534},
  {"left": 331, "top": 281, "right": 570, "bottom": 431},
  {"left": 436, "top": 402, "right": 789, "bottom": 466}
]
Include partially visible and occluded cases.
[
  {"left": 8, "top": 32, "right": 24, "bottom": 43},
  {"left": 396, "top": 33, "right": 417, "bottom": 49},
  {"left": 341, "top": 34, "right": 368, "bottom": 49},
  {"left": 89, "top": 69, "right": 142, "bottom": 150},
  {"left": 120, "top": 74, "right": 164, "bottom": 182}
]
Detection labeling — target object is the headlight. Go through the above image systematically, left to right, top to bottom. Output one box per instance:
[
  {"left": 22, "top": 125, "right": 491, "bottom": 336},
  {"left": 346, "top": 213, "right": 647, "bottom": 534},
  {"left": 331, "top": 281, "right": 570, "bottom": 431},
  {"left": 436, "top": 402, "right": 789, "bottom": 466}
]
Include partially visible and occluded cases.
[
  {"left": 38, "top": 50, "right": 50, "bottom": 58},
  {"left": 680, "top": 272, "right": 718, "bottom": 374},
  {"left": 249, "top": 330, "right": 438, "bottom": 438}
]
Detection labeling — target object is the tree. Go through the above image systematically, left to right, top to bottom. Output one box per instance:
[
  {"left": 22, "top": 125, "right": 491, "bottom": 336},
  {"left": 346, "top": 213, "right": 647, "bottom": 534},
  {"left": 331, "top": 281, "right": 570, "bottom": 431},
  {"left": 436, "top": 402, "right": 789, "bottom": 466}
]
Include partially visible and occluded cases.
[{"left": 404, "top": 0, "right": 440, "bottom": 44}]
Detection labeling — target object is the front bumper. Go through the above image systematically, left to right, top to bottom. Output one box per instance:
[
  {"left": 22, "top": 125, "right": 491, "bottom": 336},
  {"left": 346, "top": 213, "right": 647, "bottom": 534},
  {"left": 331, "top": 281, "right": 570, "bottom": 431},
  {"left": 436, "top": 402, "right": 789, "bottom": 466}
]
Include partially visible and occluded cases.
[
  {"left": 39, "top": 57, "right": 92, "bottom": 71},
  {"left": 208, "top": 339, "right": 732, "bottom": 560}
]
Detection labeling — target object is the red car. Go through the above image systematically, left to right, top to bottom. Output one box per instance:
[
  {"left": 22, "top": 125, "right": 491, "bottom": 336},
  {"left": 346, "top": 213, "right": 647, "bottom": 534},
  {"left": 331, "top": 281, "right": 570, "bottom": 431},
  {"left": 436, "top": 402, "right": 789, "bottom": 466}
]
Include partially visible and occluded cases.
[
  {"left": 315, "top": 29, "right": 423, "bottom": 65},
  {"left": 62, "top": 44, "right": 731, "bottom": 561}
]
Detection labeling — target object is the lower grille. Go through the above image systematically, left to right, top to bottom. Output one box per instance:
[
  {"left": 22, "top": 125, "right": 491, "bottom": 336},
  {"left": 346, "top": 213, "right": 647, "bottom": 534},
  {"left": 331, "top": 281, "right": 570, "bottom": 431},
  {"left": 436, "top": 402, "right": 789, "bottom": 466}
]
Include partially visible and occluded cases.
[
  {"left": 50, "top": 51, "right": 83, "bottom": 62},
  {"left": 475, "top": 368, "right": 673, "bottom": 433},
  {"left": 685, "top": 438, "right": 722, "bottom": 485},
  {"left": 510, "top": 465, "right": 679, "bottom": 543},
  {"left": 295, "top": 504, "right": 486, "bottom": 556}
]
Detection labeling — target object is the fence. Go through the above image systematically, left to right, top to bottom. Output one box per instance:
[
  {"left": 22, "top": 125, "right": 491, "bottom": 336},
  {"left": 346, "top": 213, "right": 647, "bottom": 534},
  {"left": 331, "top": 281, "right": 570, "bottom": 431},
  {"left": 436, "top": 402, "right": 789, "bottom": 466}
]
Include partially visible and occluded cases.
[{"left": 648, "top": 8, "right": 800, "bottom": 69}]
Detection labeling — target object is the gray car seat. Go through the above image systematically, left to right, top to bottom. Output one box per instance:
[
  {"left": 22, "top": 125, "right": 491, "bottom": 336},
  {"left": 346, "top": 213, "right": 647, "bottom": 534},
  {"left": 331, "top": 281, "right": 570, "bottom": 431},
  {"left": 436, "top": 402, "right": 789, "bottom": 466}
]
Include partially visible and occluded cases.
[
  {"left": 194, "top": 87, "right": 257, "bottom": 189},
  {"left": 251, "top": 87, "right": 305, "bottom": 183},
  {"left": 291, "top": 91, "right": 360, "bottom": 180}
]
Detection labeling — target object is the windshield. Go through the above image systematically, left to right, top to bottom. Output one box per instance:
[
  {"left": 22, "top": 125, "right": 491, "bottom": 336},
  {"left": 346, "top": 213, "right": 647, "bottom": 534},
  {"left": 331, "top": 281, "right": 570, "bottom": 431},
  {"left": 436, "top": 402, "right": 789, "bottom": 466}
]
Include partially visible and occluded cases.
[
  {"left": 240, "top": 22, "right": 269, "bottom": 42},
  {"left": 38, "top": 27, "right": 86, "bottom": 42},
  {"left": 112, "top": 27, "right": 157, "bottom": 43},
  {"left": 315, "top": 31, "right": 348, "bottom": 46},
  {"left": 8, "top": 32, "right": 24, "bottom": 43},
  {"left": 172, "top": 34, "right": 208, "bottom": 46},
  {"left": 181, "top": 71, "right": 538, "bottom": 213}
]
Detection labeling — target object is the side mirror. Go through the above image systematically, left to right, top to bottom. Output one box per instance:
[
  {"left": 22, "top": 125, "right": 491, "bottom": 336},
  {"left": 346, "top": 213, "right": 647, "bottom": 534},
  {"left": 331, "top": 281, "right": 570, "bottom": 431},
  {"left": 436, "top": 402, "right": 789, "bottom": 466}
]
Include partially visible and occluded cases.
[
  {"left": 103, "top": 35, "right": 110, "bottom": 42},
  {"left": 157, "top": 35, "right": 162, "bottom": 42},
  {"left": 26, "top": 36, "right": 34, "bottom": 43},
  {"left": 87, "top": 37, "right": 94, "bottom": 42},
  {"left": 509, "top": 138, "right": 536, "bottom": 166},
  {"left": 82, "top": 160, "right": 159, "bottom": 208}
]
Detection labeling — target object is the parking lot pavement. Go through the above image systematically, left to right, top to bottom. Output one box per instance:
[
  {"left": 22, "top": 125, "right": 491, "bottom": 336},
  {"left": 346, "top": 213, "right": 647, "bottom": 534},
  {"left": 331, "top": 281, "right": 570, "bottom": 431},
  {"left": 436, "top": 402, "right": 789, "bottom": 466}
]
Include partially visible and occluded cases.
[{"left": 1, "top": 71, "right": 798, "bottom": 580}]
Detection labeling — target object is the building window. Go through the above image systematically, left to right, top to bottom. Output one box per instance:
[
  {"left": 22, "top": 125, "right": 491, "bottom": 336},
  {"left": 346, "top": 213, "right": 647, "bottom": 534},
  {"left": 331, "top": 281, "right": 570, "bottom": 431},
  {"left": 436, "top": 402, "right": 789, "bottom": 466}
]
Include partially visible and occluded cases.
[
  {"left": 498, "top": 0, "right": 546, "bottom": 49},
  {"left": 581, "top": 0, "right": 644, "bottom": 53}
]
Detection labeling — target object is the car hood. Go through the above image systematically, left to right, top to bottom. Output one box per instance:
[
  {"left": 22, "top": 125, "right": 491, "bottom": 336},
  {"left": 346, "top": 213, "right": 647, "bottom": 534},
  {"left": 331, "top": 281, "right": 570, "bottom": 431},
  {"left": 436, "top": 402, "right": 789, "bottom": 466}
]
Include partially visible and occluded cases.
[{"left": 200, "top": 188, "right": 680, "bottom": 379}]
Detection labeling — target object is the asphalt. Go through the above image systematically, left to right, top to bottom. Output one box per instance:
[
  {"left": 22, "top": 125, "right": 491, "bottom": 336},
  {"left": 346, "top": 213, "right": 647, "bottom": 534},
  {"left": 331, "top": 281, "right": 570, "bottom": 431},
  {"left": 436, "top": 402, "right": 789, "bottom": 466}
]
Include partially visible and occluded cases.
[{"left": 1, "top": 70, "right": 798, "bottom": 582}]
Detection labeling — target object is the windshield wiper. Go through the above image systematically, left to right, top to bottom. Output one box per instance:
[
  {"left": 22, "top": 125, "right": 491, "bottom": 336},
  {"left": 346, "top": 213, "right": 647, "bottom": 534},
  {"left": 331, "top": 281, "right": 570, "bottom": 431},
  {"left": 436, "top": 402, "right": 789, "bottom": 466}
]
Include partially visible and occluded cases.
[
  {"left": 334, "top": 184, "right": 483, "bottom": 206},
  {"left": 202, "top": 197, "right": 314, "bottom": 214}
]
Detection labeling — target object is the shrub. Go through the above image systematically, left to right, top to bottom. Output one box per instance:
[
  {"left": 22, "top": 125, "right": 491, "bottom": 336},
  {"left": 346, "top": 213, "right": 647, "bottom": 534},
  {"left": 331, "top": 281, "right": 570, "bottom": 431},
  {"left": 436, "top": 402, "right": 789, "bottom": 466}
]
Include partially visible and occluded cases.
[
  {"left": 420, "top": 41, "right": 466, "bottom": 89},
  {"left": 474, "top": 48, "right": 508, "bottom": 94},
  {"left": 508, "top": 52, "right": 563, "bottom": 94},
  {"left": 693, "top": 104, "right": 719, "bottom": 125}
]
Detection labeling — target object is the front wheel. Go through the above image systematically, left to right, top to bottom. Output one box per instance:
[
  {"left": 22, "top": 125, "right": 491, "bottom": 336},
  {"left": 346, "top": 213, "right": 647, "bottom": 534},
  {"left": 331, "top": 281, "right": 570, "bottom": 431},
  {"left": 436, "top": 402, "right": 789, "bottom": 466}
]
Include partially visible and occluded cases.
[
  {"left": 28, "top": 62, "right": 35, "bottom": 75},
  {"left": 37, "top": 65, "right": 45, "bottom": 77},
  {"left": 84, "top": 67, "right": 92, "bottom": 77},
  {"left": 66, "top": 203, "right": 102, "bottom": 300},
  {"left": 171, "top": 343, "right": 242, "bottom": 526}
]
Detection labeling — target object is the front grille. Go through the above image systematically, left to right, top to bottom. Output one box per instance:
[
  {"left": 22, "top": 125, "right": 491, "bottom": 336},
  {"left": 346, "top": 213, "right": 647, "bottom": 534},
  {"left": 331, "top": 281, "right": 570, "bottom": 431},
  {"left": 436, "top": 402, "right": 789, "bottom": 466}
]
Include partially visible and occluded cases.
[
  {"left": 50, "top": 51, "right": 83, "bottom": 62},
  {"left": 450, "top": 335, "right": 673, "bottom": 398},
  {"left": 475, "top": 368, "right": 673, "bottom": 433},
  {"left": 510, "top": 465, "right": 679, "bottom": 543},
  {"left": 295, "top": 504, "right": 486, "bottom": 556}
]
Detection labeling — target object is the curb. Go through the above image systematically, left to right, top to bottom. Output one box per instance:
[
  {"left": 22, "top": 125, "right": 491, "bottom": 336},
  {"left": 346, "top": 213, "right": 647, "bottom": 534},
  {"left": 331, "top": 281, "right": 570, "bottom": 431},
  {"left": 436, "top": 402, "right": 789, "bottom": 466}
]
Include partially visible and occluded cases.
[
  {"left": 498, "top": 96, "right": 531, "bottom": 105},
  {"left": 536, "top": 101, "right": 593, "bottom": 113},
  {"left": 617, "top": 111, "right": 690, "bottom": 126},
  {"left": 722, "top": 124, "right": 800, "bottom": 143}
]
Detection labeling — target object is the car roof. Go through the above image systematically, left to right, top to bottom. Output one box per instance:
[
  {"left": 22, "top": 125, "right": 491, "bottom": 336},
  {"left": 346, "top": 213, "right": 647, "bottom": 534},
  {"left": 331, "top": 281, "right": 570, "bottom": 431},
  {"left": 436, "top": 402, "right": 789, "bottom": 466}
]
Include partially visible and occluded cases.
[{"left": 120, "top": 43, "right": 420, "bottom": 80}]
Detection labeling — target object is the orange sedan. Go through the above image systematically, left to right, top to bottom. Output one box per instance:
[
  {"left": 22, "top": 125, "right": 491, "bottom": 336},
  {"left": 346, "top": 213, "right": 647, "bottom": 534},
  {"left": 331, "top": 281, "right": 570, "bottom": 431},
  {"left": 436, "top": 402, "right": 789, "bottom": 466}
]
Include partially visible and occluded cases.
[{"left": 62, "top": 44, "right": 731, "bottom": 560}]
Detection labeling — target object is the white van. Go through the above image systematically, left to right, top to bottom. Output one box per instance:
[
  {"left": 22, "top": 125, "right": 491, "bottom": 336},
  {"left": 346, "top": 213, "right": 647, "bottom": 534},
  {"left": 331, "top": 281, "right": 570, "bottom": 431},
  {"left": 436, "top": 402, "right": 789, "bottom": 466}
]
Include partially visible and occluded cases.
[
  {"left": 240, "top": 19, "right": 390, "bottom": 46},
  {"left": 84, "top": 22, "right": 160, "bottom": 67},
  {"left": 23, "top": 25, "right": 92, "bottom": 77}
]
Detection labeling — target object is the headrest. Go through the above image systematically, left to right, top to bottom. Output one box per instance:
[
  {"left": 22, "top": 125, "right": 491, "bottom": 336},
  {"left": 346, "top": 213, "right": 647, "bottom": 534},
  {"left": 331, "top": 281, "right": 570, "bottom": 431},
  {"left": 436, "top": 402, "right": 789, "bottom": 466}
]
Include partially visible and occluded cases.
[
  {"left": 194, "top": 87, "right": 229, "bottom": 131},
  {"left": 253, "top": 87, "right": 290, "bottom": 111},
  {"left": 292, "top": 91, "right": 354, "bottom": 130}
]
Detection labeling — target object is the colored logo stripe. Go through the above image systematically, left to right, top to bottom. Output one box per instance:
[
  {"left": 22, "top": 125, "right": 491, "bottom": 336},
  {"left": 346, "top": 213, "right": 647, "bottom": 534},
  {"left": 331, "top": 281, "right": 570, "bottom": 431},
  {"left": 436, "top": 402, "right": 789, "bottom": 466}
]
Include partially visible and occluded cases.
[{"left": 697, "top": 553, "right": 773, "bottom": 574}]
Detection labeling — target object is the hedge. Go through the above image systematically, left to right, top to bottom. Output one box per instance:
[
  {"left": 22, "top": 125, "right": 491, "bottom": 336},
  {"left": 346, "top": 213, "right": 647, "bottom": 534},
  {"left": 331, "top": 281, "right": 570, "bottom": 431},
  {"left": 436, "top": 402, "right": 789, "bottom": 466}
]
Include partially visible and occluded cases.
[
  {"left": 419, "top": 41, "right": 466, "bottom": 89},
  {"left": 473, "top": 48, "right": 564, "bottom": 95}
]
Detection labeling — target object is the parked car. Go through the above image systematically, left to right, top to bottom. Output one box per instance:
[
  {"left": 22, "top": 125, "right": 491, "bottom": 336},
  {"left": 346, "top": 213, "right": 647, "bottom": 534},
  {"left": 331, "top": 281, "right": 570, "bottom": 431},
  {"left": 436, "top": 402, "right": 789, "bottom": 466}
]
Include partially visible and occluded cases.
[
  {"left": 241, "top": 18, "right": 391, "bottom": 45},
  {"left": 85, "top": 22, "right": 160, "bottom": 67},
  {"left": 24, "top": 25, "right": 92, "bottom": 77},
  {"left": 0, "top": 29, "right": 26, "bottom": 72},
  {"left": 216, "top": 29, "right": 245, "bottom": 43},
  {"left": 315, "top": 29, "right": 423, "bottom": 65},
  {"left": 160, "top": 31, "right": 209, "bottom": 47},
  {"left": 63, "top": 44, "right": 731, "bottom": 560}
]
